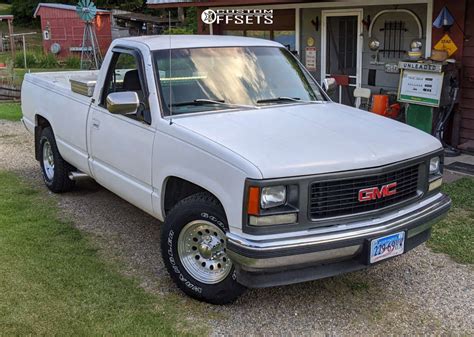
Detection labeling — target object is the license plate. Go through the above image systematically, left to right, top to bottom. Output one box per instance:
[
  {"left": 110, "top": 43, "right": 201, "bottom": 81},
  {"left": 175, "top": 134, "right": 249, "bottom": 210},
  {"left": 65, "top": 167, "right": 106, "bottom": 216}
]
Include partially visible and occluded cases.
[{"left": 370, "top": 231, "right": 405, "bottom": 264}]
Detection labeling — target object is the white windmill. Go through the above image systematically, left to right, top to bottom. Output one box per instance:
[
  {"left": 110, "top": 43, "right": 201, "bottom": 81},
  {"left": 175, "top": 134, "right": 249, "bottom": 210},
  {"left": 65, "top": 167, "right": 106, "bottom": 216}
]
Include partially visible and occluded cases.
[{"left": 76, "top": 0, "right": 102, "bottom": 70}]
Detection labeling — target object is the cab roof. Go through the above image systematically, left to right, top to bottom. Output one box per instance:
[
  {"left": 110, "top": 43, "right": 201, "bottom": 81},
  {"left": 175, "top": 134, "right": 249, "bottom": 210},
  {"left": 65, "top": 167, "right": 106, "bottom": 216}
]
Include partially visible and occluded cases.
[{"left": 119, "top": 35, "right": 283, "bottom": 51}]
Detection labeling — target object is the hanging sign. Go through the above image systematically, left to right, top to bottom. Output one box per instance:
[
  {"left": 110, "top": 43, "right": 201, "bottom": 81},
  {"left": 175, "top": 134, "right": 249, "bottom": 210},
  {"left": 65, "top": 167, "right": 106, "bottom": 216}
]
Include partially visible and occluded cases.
[
  {"left": 434, "top": 33, "right": 458, "bottom": 57},
  {"left": 305, "top": 47, "right": 317, "bottom": 71},
  {"left": 399, "top": 61, "right": 442, "bottom": 73},
  {"left": 398, "top": 69, "right": 444, "bottom": 107}
]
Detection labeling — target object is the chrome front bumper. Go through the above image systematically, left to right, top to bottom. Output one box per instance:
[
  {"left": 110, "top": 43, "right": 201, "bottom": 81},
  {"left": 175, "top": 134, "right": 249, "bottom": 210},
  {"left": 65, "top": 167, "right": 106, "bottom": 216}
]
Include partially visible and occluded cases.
[{"left": 227, "top": 193, "right": 451, "bottom": 288}]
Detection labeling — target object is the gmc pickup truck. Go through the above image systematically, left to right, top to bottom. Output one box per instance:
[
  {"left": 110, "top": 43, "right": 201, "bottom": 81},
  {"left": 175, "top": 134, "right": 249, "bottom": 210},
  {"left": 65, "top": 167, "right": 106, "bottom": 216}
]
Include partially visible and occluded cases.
[{"left": 22, "top": 35, "right": 451, "bottom": 304}]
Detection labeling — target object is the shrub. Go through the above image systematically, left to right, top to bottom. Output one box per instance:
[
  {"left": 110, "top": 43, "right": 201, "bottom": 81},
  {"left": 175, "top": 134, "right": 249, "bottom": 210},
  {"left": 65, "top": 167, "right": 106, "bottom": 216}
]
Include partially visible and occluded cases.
[
  {"left": 162, "top": 27, "right": 194, "bottom": 35},
  {"left": 14, "top": 51, "right": 38, "bottom": 68},
  {"left": 37, "top": 53, "right": 58, "bottom": 68},
  {"left": 65, "top": 56, "right": 81, "bottom": 69}
]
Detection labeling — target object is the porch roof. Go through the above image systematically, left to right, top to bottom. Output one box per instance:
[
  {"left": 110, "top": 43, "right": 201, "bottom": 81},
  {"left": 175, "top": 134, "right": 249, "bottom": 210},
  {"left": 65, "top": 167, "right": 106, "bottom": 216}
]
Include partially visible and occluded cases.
[{"left": 146, "top": 0, "right": 316, "bottom": 8}]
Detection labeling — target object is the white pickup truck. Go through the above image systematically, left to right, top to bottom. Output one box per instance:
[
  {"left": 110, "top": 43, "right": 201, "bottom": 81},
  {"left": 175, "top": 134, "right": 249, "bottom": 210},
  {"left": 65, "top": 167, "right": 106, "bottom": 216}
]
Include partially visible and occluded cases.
[{"left": 22, "top": 35, "right": 451, "bottom": 304}]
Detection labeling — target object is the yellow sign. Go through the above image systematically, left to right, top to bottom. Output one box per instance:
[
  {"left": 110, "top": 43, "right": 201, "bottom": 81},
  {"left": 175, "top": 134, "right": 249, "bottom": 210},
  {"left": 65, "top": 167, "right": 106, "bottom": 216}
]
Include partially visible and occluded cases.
[
  {"left": 434, "top": 33, "right": 458, "bottom": 57},
  {"left": 307, "top": 37, "right": 315, "bottom": 47}
]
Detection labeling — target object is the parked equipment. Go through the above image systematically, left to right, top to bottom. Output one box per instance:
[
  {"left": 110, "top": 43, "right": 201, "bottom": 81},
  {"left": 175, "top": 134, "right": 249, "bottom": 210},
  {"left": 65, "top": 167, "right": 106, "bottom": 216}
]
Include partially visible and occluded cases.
[
  {"left": 370, "top": 94, "right": 400, "bottom": 119},
  {"left": 371, "top": 94, "right": 389, "bottom": 115}
]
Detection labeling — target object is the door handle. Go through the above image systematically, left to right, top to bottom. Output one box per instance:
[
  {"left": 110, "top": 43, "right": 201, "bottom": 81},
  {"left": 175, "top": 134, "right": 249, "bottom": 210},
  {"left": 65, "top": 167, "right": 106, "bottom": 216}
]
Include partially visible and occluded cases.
[{"left": 92, "top": 119, "right": 100, "bottom": 129}]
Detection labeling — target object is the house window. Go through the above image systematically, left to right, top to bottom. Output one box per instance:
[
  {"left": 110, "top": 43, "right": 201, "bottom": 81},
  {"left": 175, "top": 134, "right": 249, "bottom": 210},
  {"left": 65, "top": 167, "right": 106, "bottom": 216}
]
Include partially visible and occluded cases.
[
  {"left": 221, "top": 30, "right": 296, "bottom": 52},
  {"left": 222, "top": 30, "right": 244, "bottom": 36},
  {"left": 246, "top": 30, "right": 271, "bottom": 40},
  {"left": 274, "top": 30, "right": 296, "bottom": 51}
]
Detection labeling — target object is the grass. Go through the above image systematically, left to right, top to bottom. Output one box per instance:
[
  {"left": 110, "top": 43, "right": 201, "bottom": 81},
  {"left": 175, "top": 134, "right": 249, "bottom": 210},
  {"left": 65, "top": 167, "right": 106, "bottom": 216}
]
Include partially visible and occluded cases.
[
  {"left": 0, "top": 103, "right": 22, "bottom": 121},
  {"left": 0, "top": 171, "right": 200, "bottom": 336},
  {"left": 428, "top": 178, "right": 474, "bottom": 264}
]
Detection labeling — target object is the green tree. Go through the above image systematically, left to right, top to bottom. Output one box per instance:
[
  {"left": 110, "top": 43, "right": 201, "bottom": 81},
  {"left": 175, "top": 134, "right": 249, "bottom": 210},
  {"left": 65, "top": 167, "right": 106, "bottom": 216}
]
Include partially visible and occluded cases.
[{"left": 11, "top": 0, "right": 146, "bottom": 25}]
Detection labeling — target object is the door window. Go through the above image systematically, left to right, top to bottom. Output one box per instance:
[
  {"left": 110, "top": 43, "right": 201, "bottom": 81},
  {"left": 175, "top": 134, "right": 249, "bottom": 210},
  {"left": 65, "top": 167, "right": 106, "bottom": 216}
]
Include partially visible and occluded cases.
[{"left": 101, "top": 51, "right": 151, "bottom": 123}]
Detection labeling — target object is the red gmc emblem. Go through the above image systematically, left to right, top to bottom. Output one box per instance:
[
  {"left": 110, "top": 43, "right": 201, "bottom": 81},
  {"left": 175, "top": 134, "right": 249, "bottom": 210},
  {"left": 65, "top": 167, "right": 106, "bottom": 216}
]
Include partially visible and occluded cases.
[{"left": 358, "top": 182, "right": 398, "bottom": 202}]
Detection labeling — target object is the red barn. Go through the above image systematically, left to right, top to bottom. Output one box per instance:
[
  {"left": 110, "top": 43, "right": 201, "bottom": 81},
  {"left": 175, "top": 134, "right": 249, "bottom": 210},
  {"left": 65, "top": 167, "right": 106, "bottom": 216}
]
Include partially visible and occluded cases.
[{"left": 34, "top": 3, "right": 112, "bottom": 58}]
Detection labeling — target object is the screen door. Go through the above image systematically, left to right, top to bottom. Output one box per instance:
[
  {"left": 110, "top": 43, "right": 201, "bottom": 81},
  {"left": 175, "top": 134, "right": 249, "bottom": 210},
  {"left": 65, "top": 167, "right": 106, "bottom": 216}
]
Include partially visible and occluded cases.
[{"left": 322, "top": 10, "right": 362, "bottom": 107}]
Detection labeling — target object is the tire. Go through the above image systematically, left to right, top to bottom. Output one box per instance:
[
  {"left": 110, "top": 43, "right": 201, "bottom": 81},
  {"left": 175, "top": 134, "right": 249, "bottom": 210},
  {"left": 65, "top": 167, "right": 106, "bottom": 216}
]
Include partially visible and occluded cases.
[
  {"left": 39, "top": 127, "right": 75, "bottom": 193},
  {"left": 161, "top": 192, "right": 246, "bottom": 304}
]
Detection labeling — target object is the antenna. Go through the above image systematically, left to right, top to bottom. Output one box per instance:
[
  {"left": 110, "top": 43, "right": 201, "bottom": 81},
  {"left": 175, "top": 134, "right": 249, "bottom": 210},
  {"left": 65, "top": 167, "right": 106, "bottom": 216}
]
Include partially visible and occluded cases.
[{"left": 169, "top": 10, "right": 173, "bottom": 124}]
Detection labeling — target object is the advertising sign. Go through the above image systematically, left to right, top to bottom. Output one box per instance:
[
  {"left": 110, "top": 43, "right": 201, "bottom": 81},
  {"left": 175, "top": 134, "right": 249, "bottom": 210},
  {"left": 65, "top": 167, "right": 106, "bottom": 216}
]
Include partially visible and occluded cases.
[
  {"left": 305, "top": 47, "right": 317, "bottom": 71},
  {"left": 398, "top": 61, "right": 442, "bottom": 73},
  {"left": 398, "top": 69, "right": 444, "bottom": 107}
]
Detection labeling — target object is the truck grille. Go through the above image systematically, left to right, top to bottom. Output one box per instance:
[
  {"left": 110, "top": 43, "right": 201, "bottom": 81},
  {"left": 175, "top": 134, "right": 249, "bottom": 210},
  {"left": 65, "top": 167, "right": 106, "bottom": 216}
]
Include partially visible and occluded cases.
[{"left": 309, "top": 165, "right": 420, "bottom": 220}]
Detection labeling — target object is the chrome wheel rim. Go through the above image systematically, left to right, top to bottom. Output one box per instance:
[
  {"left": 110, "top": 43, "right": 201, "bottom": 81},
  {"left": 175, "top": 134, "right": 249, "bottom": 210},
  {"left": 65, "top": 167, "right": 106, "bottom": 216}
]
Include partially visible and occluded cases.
[
  {"left": 42, "top": 141, "right": 54, "bottom": 181},
  {"left": 178, "top": 220, "right": 232, "bottom": 284}
]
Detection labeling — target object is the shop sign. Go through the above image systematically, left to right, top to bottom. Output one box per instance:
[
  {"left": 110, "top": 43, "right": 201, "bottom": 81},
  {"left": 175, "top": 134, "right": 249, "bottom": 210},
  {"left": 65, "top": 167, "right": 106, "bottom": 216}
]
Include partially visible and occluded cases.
[
  {"left": 201, "top": 9, "right": 273, "bottom": 25},
  {"left": 434, "top": 33, "right": 458, "bottom": 57},
  {"left": 305, "top": 47, "right": 317, "bottom": 71},
  {"left": 399, "top": 61, "right": 442, "bottom": 73},
  {"left": 398, "top": 70, "right": 444, "bottom": 107}
]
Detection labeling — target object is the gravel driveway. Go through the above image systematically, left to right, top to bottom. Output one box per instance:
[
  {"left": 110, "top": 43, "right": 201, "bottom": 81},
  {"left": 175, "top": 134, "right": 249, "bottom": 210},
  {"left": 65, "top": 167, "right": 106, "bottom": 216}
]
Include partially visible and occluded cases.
[{"left": 1, "top": 120, "right": 473, "bottom": 336}]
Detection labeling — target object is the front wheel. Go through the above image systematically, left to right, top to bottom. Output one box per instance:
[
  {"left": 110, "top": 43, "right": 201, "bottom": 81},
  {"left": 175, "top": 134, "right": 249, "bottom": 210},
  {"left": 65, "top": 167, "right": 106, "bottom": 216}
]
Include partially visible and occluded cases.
[{"left": 161, "top": 193, "right": 246, "bottom": 304}]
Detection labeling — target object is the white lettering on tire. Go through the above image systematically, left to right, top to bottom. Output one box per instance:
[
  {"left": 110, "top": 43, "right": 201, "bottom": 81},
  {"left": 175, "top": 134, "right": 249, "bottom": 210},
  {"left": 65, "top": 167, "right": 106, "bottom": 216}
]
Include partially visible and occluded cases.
[{"left": 167, "top": 229, "right": 202, "bottom": 294}]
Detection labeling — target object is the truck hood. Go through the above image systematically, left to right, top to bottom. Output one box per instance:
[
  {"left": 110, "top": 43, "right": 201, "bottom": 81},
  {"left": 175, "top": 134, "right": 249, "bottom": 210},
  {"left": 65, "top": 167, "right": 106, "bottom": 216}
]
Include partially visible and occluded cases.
[{"left": 173, "top": 103, "right": 442, "bottom": 178}]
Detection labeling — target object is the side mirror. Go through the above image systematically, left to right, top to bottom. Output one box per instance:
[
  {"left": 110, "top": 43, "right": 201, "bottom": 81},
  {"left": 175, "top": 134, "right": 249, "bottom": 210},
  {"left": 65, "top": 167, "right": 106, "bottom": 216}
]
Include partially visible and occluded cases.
[
  {"left": 323, "top": 78, "right": 337, "bottom": 95},
  {"left": 106, "top": 92, "right": 140, "bottom": 115}
]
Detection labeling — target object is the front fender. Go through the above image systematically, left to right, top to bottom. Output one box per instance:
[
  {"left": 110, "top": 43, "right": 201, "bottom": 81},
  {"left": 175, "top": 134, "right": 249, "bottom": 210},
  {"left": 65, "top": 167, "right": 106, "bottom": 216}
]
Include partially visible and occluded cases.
[{"left": 152, "top": 129, "right": 259, "bottom": 234}]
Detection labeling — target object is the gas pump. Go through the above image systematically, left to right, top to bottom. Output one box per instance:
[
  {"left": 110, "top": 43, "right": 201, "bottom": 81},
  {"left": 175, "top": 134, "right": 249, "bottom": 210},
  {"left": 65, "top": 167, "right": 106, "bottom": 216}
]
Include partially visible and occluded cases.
[{"left": 397, "top": 60, "right": 460, "bottom": 155}]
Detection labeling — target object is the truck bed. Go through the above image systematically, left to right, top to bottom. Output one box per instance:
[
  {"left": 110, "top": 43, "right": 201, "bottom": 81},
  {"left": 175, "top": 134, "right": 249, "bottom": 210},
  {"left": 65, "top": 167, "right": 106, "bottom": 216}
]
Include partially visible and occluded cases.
[
  {"left": 21, "top": 70, "right": 101, "bottom": 177},
  {"left": 24, "top": 70, "right": 99, "bottom": 100}
]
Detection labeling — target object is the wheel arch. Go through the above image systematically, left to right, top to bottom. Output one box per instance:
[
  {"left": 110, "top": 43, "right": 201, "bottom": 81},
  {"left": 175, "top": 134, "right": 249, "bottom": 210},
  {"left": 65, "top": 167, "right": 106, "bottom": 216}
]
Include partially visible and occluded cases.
[
  {"left": 34, "top": 114, "right": 52, "bottom": 161},
  {"left": 162, "top": 176, "right": 226, "bottom": 219}
]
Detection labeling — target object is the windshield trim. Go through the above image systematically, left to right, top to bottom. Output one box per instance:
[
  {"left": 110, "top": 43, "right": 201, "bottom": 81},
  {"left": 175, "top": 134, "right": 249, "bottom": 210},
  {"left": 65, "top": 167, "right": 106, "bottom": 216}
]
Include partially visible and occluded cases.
[
  {"left": 153, "top": 46, "right": 329, "bottom": 118},
  {"left": 162, "top": 100, "right": 331, "bottom": 119}
]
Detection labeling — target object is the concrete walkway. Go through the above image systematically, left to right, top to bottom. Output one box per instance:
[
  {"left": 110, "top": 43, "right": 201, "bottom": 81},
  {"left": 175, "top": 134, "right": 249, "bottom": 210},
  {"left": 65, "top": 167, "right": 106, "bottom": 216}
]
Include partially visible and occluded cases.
[{"left": 444, "top": 154, "right": 474, "bottom": 183}]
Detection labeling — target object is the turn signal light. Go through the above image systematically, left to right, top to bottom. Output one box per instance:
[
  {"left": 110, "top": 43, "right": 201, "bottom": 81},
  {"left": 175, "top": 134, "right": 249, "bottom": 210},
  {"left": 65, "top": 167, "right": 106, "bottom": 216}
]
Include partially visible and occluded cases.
[{"left": 247, "top": 186, "right": 260, "bottom": 216}]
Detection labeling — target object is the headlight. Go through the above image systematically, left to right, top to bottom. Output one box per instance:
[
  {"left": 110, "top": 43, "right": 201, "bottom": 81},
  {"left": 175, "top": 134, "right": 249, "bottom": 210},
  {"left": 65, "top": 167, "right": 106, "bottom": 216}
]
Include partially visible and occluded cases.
[
  {"left": 429, "top": 157, "right": 441, "bottom": 175},
  {"left": 261, "top": 186, "right": 286, "bottom": 209}
]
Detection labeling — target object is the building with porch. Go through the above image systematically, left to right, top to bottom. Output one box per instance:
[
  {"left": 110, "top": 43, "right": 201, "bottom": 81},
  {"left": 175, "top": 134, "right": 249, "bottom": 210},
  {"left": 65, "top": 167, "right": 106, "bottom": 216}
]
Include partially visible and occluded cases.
[{"left": 148, "top": 0, "right": 474, "bottom": 152}]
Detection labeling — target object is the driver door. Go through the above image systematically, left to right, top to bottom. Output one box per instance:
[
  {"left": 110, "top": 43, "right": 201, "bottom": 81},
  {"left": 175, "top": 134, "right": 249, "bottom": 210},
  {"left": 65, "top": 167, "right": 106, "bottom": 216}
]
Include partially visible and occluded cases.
[{"left": 89, "top": 48, "right": 155, "bottom": 214}]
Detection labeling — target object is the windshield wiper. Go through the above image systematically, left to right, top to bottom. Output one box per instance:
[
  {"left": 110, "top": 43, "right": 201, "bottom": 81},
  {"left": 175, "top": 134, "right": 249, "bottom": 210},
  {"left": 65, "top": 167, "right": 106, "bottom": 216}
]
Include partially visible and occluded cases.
[
  {"left": 257, "top": 97, "right": 324, "bottom": 104},
  {"left": 170, "top": 99, "right": 257, "bottom": 109}
]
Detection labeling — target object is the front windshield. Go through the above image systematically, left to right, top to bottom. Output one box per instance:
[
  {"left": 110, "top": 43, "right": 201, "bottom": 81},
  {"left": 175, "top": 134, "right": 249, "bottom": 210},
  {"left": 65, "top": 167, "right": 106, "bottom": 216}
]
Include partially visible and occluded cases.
[{"left": 154, "top": 46, "right": 326, "bottom": 115}]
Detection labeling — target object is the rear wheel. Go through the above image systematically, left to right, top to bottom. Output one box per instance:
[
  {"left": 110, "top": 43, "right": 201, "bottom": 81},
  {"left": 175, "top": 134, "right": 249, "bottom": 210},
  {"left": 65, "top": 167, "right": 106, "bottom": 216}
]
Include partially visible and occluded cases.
[
  {"left": 39, "top": 127, "right": 75, "bottom": 193},
  {"left": 161, "top": 192, "right": 246, "bottom": 304}
]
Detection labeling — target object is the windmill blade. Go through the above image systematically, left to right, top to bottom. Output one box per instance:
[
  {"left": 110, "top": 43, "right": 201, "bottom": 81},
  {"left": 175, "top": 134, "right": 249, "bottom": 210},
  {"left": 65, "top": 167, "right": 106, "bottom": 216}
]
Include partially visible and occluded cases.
[{"left": 76, "top": 0, "right": 97, "bottom": 22}]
